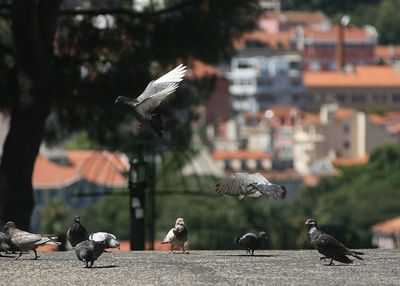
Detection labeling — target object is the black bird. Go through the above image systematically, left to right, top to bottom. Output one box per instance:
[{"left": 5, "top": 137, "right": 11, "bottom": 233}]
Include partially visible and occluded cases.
[
  {"left": 115, "top": 64, "right": 187, "bottom": 138},
  {"left": 216, "top": 173, "right": 287, "bottom": 200},
  {"left": 67, "top": 216, "right": 89, "bottom": 248},
  {"left": 305, "top": 218, "right": 364, "bottom": 266},
  {"left": 0, "top": 231, "right": 13, "bottom": 256},
  {"left": 234, "top": 232, "right": 268, "bottom": 256},
  {"left": 75, "top": 240, "right": 107, "bottom": 268}
]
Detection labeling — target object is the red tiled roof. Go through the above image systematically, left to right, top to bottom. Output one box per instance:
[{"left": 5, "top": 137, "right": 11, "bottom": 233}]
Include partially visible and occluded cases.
[
  {"left": 263, "top": 11, "right": 329, "bottom": 25},
  {"left": 234, "top": 30, "right": 292, "bottom": 50},
  {"left": 375, "top": 45, "right": 400, "bottom": 58},
  {"left": 186, "top": 60, "right": 221, "bottom": 80},
  {"left": 304, "top": 66, "right": 400, "bottom": 87},
  {"left": 245, "top": 106, "right": 302, "bottom": 120},
  {"left": 336, "top": 107, "right": 355, "bottom": 120},
  {"left": 302, "top": 112, "right": 320, "bottom": 124},
  {"left": 368, "top": 114, "right": 387, "bottom": 125},
  {"left": 32, "top": 150, "right": 129, "bottom": 189},
  {"left": 211, "top": 150, "right": 272, "bottom": 160},
  {"left": 332, "top": 155, "right": 369, "bottom": 166},
  {"left": 371, "top": 216, "right": 400, "bottom": 235}
]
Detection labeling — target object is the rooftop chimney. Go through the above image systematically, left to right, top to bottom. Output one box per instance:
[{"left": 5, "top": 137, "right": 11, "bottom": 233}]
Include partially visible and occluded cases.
[{"left": 336, "top": 15, "right": 350, "bottom": 71}]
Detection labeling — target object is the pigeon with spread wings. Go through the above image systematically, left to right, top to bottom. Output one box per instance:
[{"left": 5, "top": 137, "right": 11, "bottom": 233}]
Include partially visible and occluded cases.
[
  {"left": 115, "top": 64, "right": 187, "bottom": 138},
  {"left": 215, "top": 172, "right": 287, "bottom": 200}
]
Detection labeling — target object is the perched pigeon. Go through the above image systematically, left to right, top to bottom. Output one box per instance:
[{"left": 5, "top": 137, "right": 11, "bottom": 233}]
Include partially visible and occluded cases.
[
  {"left": 115, "top": 64, "right": 187, "bottom": 138},
  {"left": 216, "top": 173, "right": 287, "bottom": 200},
  {"left": 67, "top": 216, "right": 89, "bottom": 247},
  {"left": 161, "top": 218, "right": 188, "bottom": 254},
  {"left": 305, "top": 218, "right": 364, "bottom": 266},
  {"left": 3, "top": 221, "right": 60, "bottom": 260},
  {"left": 0, "top": 231, "right": 13, "bottom": 256},
  {"left": 89, "top": 232, "right": 120, "bottom": 250},
  {"left": 234, "top": 232, "right": 268, "bottom": 256},
  {"left": 75, "top": 240, "right": 107, "bottom": 268}
]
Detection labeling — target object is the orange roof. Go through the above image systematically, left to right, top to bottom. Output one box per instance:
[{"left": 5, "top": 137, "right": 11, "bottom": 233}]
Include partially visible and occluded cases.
[
  {"left": 263, "top": 11, "right": 329, "bottom": 25},
  {"left": 303, "top": 25, "right": 373, "bottom": 42},
  {"left": 234, "top": 30, "right": 292, "bottom": 50},
  {"left": 375, "top": 45, "right": 400, "bottom": 58},
  {"left": 186, "top": 59, "right": 221, "bottom": 79},
  {"left": 304, "top": 66, "right": 400, "bottom": 87},
  {"left": 245, "top": 106, "right": 302, "bottom": 120},
  {"left": 336, "top": 107, "right": 355, "bottom": 120},
  {"left": 384, "top": 111, "right": 400, "bottom": 120},
  {"left": 302, "top": 112, "right": 320, "bottom": 124},
  {"left": 368, "top": 114, "right": 387, "bottom": 125},
  {"left": 216, "top": 121, "right": 228, "bottom": 140},
  {"left": 33, "top": 150, "right": 129, "bottom": 189},
  {"left": 211, "top": 150, "right": 272, "bottom": 160},
  {"left": 332, "top": 155, "right": 369, "bottom": 166},
  {"left": 303, "top": 173, "right": 321, "bottom": 186},
  {"left": 371, "top": 216, "right": 400, "bottom": 235}
]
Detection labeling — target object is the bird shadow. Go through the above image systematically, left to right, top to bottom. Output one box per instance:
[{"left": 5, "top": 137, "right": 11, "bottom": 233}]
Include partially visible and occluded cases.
[
  {"left": 0, "top": 254, "right": 16, "bottom": 258},
  {"left": 87, "top": 265, "right": 119, "bottom": 269}
]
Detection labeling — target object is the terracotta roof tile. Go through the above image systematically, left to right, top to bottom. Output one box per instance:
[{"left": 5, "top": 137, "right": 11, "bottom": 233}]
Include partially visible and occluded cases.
[
  {"left": 263, "top": 11, "right": 329, "bottom": 25},
  {"left": 303, "top": 25, "right": 373, "bottom": 42},
  {"left": 234, "top": 30, "right": 292, "bottom": 50},
  {"left": 375, "top": 45, "right": 400, "bottom": 58},
  {"left": 186, "top": 60, "right": 221, "bottom": 80},
  {"left": 304, "top": 66, "right": 400, "bottom": 87},
  {"left": 336, "top": 107, "right": 356, "bottom": 120},
  {"left": 302, "top": 112, "right": 320, "bottom": 124},
  {"left": 368, "top": 114, "right": 387, "bottom": 125},
  {"left": 33, "top": 150, "right": 129, "bottom": 189},
  {"left": 211, "top": 150, "right": 272, "bottom": 160},
  {"left": 332, "top": 155, "right": 369, "bottom": 166},
  {"left": 371, "top": 216, "right": 400, "bottom": 235}
]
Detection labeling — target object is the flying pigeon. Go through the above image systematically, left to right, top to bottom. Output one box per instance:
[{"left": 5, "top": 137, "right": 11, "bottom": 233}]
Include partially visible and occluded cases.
[
  {"left": 115, "top": 64, "right": 187, "bottom": 138},
  {"left": 215, "top": 173, "right": 287, "bottom": 200},
  {"left": 67, "top": 216, "right": 89, "bottom": 248},
  {"left": 161, "top": 218, "right": 188, "bottom": 254},
  {"left": 305, "top": 218, "right": 364, "bottom": 266},
  {"left": 3, "top": 221, "right": 60, "bottom": 260},
  {"left": 0, "top": 231, "right": 13, "bottom": 256},
  {"left": 89, "top": 232, "right": 120, "bottom": 250},
  {"left": 234, "top": 232, "right": 268, "bottom": 256},
  {"left": 75, "top": 240, "right": 107, "bottom": 268}
]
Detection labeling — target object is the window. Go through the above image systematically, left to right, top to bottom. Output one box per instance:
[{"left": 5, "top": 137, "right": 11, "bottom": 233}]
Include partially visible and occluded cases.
[
  {"left": 343, "top": 125, "right": 350, "bottom": 134},
  {"left": 343, "top": 141, "right": 350, "bottom": 149},
  {"left": 241, "top": 159, "right": 248, "bottom": 170},
  {"left": 224, "top": 160, "right": 232, "bottom": 170},
  {"left": 256, "top": 160, "right": 263, "bottom": 170}
]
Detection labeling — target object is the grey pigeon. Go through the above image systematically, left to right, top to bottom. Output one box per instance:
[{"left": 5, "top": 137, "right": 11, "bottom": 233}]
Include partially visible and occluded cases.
[
  {"left": 115, "top": 64, "right": 187, "bottom": 138},
  {"left": 216, "top": 173, "right": 287, "bottom": 200},
  {"left": 67, "top": 216, "right": 89, "bottom": 247},
  {"left": 161, "top": 218, "right": 188, "bottom": 254},
  {"left": 305, "top": 218, "right": 364, "bottom": 266},
  {"left": 4, "top": 221, "right": 60, "bottom": 260},
  {"left": 0, "top": 231, "right": 13, "bottom": 256},
  {"left": 89, "top": 232, "right": 120, "bottom": 250},
  {"left": 234, "top": 232, "right": 268, "bottom": 255},
  {"left": 75, "top": 240, "right": 107, "bottom": 268}
]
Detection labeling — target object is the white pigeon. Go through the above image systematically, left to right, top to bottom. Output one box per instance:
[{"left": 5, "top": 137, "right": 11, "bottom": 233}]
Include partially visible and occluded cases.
[
  {"left": 115, "top": 64, "right": 187, "bottom": 137},
  {"left": 215, "top": 172, "right": 287, "bottom": 200},
  {"left": 161, "top": 218, "right": 188, "bottom": 254},
  {"left": 4, "top": 221, "right": 60, "bottom": 260},
  {"left": 89, "top": 232, "right": 120, "bottom": 249}
]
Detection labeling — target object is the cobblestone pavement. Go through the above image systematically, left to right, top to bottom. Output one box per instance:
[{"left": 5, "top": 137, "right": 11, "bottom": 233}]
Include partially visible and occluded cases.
[{"left": 0, "top": 249, "right": 399, "bottom": 285}]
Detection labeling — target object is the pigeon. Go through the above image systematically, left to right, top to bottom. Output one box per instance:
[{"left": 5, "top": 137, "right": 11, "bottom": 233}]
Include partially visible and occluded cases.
[
  {"left": 115, "top": 64, "right": 187, "bottom": 138},
  {"left": 215, "top": 173, "right": 287, "bottom": 200},
  {"left": 67, "top": 216, "right": 89, "bottom": 247},
  {"left": 161, "top": 218, "right": 188, "bottom": 254},
  {"left": 305, "top": 218, "right": 364, "bottom": 266},
  {"left": 3, "top": 221, "right": 60, "bottom": 260},
  {"left": 0, "top": 231, "right": 13, "bottom": 256},
  {"left": 89, "top": 232, "right": 120, "bottom": 250},
  {"left": 234, "top": 232, "right": 268, "bottom": 256},
  {"left": 75, "top": 240, "right": 107, "bottom": 268}
]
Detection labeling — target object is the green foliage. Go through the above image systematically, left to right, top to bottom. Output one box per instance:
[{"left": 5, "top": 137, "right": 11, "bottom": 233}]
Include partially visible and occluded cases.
[{"left": 40, "top": 199, "right": 72, "bottom": 235}]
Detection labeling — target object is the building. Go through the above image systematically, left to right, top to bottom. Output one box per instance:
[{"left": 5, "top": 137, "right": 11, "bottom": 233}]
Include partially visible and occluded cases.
[
  {"left": 296, "top": 24, "right": 377, "bottom": 71},
  {"left": 304, "top": 65, "right": 400, "bottom": 112},
  {"left": 31, "top": 150, "right": 129, "bottom": 231},
  {"left": 211, "top": 150, "right": 272, "bottom": 172},
  {"left": 371, "top": 216, "right": 400, "bottom": 249}
]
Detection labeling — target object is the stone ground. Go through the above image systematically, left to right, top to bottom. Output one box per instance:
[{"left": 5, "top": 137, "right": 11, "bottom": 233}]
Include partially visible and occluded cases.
[{"left": 0, "top": 249, "right": 399, "bottom": 285}]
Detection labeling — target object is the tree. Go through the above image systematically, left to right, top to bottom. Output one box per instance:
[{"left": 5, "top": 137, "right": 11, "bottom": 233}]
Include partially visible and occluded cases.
[{"left": 0, "top": 1, "right": 262, "bottom": 229}]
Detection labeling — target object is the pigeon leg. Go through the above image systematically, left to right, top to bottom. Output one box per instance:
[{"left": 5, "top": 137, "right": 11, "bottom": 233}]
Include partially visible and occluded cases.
[
  {"left": 181, "top": 244, "right": 189, "bottom": 254},
  {"left": 169, "top": 245, "right": 174, "bottom": 254},
  {"left": 32, "top": 249, "right": 38, "bottom": 260},
  {"left": 251, "top": 250, "right": 254, "bottom": 256},
  {"left": 12, "top": 251, "right": 23, "bottom": 260},
  {"left": 317, "top": 256, "right": 328, "bottom": 261},
  {"left": 326, "top": 259, "right": 334, "bottom": 266},
  {"left": 90, "top": 261, "right": 94, "bottom": 268}
]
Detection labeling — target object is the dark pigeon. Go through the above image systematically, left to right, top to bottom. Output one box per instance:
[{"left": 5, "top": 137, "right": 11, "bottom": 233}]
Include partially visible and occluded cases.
[
  {"left": 115, "top": 64, "right": 187, "bottom": 138},
  {"left": 216, "top": 173, "right": 287, "bottom": 200},
  {"left": 67, "top": 216, "right": 89, "bottom": 248},
  {"left": 161, "top": 218, "right": 188, "bottom": 254},
  {"left": 305, "top": 218, "right": 364, "bottom": 266},
  {"left": 4, "top": 221, "right": 60, "bottom": 260},
  {"left": 0, "top": 231, "right": 12, "bottom": 256},
  {"left": 234, "top": 232, "right": 268, "bottom": 256},
  {"left": 75, "top": 240, "right": 107, "bottom": 268}
]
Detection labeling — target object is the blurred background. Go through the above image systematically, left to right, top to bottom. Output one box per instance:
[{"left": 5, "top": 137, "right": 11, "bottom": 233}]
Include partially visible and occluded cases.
[{"left": 1, "top": 0, "right": 400, "bottom": 251}]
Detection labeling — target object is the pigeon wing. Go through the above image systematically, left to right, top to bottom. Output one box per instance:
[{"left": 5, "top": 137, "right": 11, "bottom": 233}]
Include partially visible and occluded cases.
[
  {"left": 136, "top": 64, "right": 186, "bottom": 103},
  {"left": 215, "top": 173, "right": 266, "bottom": 198},
  {"left": 162, "top": 228, "right": 175, "bottom": 244},
  {"left": 11, "top": 231, "right": 42, "bottom": 247},
  {"left": 89, "top": 232, "right": 116, "bottom": 242},
  {"left": 314, "top": 233, "right": 351, "bottom": 261}
]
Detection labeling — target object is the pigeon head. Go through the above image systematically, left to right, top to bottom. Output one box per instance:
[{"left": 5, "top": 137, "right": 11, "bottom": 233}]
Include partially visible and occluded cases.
[
  {"left": 114, "top": 96, "right": 139, "bottom": 106},
  {"left": 73, "top": 216, "right": 81, "bottom": 223},
  {"left": 175, "top": 218, "right": 185, "bottom": 226},
  {"left": 304, "top": 218, "right": 318, "bottom": 227},
  {"left": 3, "top": 221, "right": 16, "bottom": 235},
  {"left": 258, "top": 231, "right": 268, "bottom": 239},
  {"left": 110, "top": 238, "right": 120, "bottom": 249}
]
